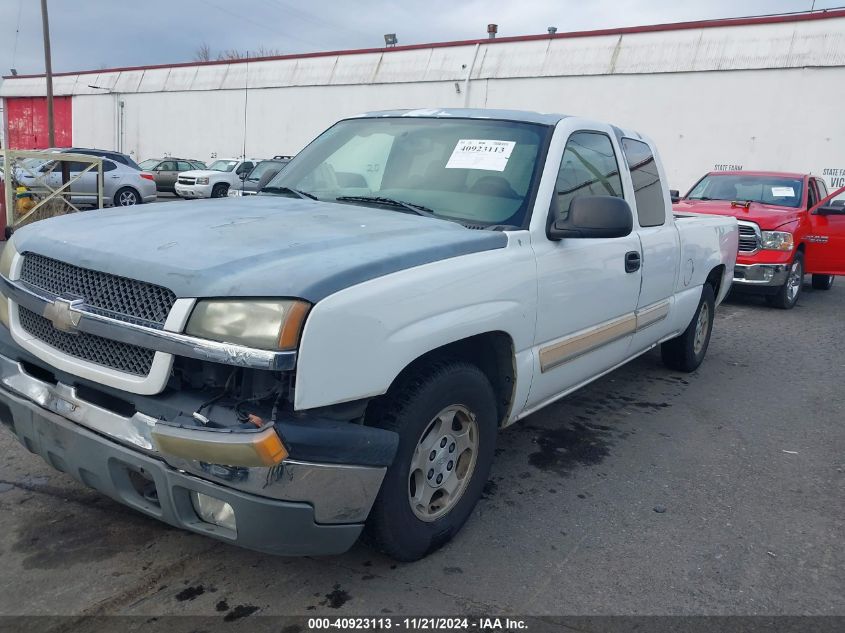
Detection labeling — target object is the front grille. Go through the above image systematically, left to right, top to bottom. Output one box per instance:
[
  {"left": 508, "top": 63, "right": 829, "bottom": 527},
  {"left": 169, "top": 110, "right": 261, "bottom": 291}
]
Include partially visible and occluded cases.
[
  {"left": 177, "top": 177, "right": 196, "bottom": 185},
  {"left": 738, "top": 224, "right": 760, "bottom": 253},
  {"left": 20, "top": 253, "right": 176, "bottom": 327},
  {"left": 18, "top": 307, "right": 155, "bottom": 376}
]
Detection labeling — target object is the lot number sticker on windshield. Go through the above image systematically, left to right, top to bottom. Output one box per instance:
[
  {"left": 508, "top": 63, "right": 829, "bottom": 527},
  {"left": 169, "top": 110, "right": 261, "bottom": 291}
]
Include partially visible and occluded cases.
[
  {"left": 446, "top": 139, "right": 516, "bottom": 172},
  {"left": 771, "top": 186, "right": 795, "bottom": 197}
]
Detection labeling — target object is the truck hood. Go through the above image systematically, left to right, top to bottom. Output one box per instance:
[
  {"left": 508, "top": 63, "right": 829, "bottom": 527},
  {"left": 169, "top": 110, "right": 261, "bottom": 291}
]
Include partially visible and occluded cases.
[
  {"left": 178, "top": 169, "right": 230, "bottom": 179},
  {"left": 12, "top": 196, "right": 507, "bottom": 302},
  {"left": 673, "top": 199, "right": 802, "bottom": 230}
]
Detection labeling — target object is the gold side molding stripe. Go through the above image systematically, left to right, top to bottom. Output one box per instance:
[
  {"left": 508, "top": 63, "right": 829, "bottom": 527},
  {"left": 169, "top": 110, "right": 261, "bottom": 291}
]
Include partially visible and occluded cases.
[
  {"left": 539, "top": 300, "right": 671, "bottom": 373},
  {"left": 635, "top": 300, "right": 671, "bottom": 331}
]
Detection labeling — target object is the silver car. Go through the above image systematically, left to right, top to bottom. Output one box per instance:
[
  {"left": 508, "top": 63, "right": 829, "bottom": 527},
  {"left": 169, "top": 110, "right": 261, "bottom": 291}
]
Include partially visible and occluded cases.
[{"left": 20, "top": 156, "right": 157, "bottom": 207}]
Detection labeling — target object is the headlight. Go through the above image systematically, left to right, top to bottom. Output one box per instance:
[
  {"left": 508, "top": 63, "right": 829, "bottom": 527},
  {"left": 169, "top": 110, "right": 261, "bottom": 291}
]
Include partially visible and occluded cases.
[
  {"left": 196, "top": 177, "right": 210, "bottom": 185},
  {"left": 760, "top": 231, "right": 794, "bottom": 251},
  {"left": 0, "top": 239, "right": 17, "bottom": 278},
  {"left": 0, "top": 240, "right": 19, "bottom": 328},
  {"left": 185, "top": 299, "right": 310, "bottom": 350}
]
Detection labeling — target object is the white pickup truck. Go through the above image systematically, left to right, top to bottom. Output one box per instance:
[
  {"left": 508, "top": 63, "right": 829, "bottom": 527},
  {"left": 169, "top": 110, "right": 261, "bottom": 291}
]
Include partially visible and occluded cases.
[
  {"left": 0, "top": 109, "right": 737, "bottom": 561},
  {"left": 174, "top": 158, "right": 261, "bottom": 198}
]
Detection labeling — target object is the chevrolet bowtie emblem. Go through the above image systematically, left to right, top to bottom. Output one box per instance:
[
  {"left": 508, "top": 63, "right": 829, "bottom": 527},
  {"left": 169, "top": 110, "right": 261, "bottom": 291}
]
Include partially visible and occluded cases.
[{"left": 42, "top": 298, "right": 83, "bottom": 333}]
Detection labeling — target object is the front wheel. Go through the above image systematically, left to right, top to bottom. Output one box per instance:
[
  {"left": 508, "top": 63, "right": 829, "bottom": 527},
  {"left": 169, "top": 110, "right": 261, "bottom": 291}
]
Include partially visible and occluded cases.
[
  {"left": 211, "top": 183, "right": 228, "bottom": 198},
  {"left": 766, "top": 252, "right": 803, "bottom": 309},
  {"left": 811, "top": 274, "right": 835, "bottom": 291},
  {"left": 661, "top": 283, "right": 715, "bottom": 372},
  {"left": 365, "top": 361, "right": 498, "bottom": 561}
]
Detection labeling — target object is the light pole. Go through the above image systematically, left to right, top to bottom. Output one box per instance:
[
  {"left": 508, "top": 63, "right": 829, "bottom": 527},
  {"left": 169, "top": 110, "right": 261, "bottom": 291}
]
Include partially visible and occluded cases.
[{"left": 40, "top": 0, "right": 55, "bottom": 147}]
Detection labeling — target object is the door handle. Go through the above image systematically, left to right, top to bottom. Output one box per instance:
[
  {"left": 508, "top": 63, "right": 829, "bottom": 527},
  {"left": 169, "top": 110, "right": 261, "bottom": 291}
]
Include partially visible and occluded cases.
[{"left": 625, "top": 251, "right": 641, "bottom": 273}]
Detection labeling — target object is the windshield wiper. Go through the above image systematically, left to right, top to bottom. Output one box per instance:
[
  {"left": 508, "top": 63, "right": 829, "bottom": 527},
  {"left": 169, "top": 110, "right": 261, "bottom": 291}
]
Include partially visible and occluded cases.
[
  {"left": 260, "top": 186, "right": 318, "bottom": 200},
  {"left": 335, "top": 196, "right": 437, "bottom": 217}
]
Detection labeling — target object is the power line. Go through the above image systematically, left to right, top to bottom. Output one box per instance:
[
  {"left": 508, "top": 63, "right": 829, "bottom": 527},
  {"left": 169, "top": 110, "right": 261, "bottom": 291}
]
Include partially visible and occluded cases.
[
  {"left": 10, "top": 0, "right": 24, "bottom": 69},
  {"left": 196, "top": 0, "right": 325, "bottom": 50},
  {"left": 264, "top": 0, "right": 371, "bottom": 40}
]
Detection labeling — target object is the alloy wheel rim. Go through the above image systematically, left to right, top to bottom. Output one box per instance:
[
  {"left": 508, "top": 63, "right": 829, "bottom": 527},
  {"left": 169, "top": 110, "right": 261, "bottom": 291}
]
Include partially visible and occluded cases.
[
  {"left": 120, "top": 191, "right": 137, "bottom": 205},
  {"left": 786, "top": 260, "right": 803, "bottom": 302},
  {"left": 693, "top": 302, "right": 710, "bottom": 355},
  {"left": 408, "top": 405, "right": 478, "bottom": 522}
]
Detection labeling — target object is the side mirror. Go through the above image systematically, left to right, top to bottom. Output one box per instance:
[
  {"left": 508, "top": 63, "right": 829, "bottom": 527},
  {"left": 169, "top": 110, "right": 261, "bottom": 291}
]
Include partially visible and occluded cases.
[
  {"left": 670, "top": 189, "right": 680, "bottom": 203},
  {"left": 548, "top": 196, "right": 634, "bottom": 240},
  {"left": 816, "top": 204, "right": 845, "bottom": 216}
]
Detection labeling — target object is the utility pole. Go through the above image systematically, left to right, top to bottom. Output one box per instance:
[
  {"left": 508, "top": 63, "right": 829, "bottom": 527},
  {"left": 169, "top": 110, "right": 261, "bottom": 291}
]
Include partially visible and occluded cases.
[{"left": 40, "top": 0, "right": 55, "bottom": 146}]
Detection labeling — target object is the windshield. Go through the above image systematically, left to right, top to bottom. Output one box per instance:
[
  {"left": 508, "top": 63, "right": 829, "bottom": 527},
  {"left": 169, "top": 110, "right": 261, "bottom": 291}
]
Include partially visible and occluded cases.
[
  {"left": 262, "top": 117, "right": 550, "bottom": 227},
  {"left": 138, "top": 159, "right": 160, "bottom": 170},
  {"left": 208, "top": 160, "right": 238, "bottom": 172},
  {"left": 247, "top": 160, "right": 284, "bottom": 181},
  {"left": 687, "top": 174, "right": 804, "bottom": 208}
]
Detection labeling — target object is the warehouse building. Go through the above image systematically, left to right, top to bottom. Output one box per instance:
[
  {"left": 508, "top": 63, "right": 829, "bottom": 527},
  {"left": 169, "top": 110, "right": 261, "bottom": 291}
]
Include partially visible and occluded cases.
[{"left": 2, "top": 9, "right": 844, "bottom": 193}]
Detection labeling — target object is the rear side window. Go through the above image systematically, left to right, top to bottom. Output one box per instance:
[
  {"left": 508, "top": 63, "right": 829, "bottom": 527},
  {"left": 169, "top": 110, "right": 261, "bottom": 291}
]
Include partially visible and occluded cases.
[
  {"left": 554, "top": 132, "right": 623, "bottom": 220},
  {"left": 622, "top": 138, "right": 665, "bottom": 227},
  {"left": 177, "top": 161, "right": 193, "bottom": 171}
]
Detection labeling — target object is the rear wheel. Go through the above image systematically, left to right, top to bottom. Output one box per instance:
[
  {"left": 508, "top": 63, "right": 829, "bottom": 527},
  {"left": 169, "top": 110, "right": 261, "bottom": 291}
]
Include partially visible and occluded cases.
[
  {"left": 211, "top": 183, "right": 228, "bottom": 198},
  {"left": 114, "top": 187, "right": 140, "bottom": 206},
  {"left": 766, "top": 252, "right": 803, "bottom": 309},
  {"left": 811, "top": 274, "right": 835, "bottom": 291},
  {"left": 661, "top": 283, "right": 715, "bottom": 372},
  {"left": 365, "top": 361, "right": 497, "bottom": 561}
]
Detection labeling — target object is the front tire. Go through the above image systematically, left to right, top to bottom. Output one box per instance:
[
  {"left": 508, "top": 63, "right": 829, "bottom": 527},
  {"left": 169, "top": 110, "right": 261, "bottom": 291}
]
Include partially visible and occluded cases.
[
  {"left": 211, "top": 183, "right": 228, "bottom": 198},
  {"left": 114, "top": 187, "right": 140, "bottom": 206},
  {"left": 766, "top": 252, "right": 803, "bottom": 309},
  {"left": 811, "top": 274, "right": 835, "bottom": 291},
  {"left": 661, "top": 283, "right": 715, "bottom": 372},
  {"left": 365, "top": 361, "right": 498, "bottom": 561}
]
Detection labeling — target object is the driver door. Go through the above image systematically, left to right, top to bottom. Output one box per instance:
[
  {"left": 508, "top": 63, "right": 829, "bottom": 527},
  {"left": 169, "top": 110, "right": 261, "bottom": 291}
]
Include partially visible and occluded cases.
[{"left": 805, "top": 178, "right": 845, "bottom": 275}]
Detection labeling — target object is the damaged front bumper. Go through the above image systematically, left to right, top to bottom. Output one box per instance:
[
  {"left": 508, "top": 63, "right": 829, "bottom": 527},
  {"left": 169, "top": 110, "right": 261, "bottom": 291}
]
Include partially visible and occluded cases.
[{"left": 0, "top": 352, "right": 397, "bottom": 556}]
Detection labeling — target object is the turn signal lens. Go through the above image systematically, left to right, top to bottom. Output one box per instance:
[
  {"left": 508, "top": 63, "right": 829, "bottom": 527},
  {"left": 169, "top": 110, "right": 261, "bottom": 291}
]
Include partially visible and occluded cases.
[{"left": 152, "top": 424, "right": 289, "bottom": 467}]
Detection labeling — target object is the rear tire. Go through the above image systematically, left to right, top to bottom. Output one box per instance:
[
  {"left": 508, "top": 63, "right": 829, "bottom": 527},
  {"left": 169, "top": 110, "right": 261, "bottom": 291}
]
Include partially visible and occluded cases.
[
  {"left": 211, "top": 183, "right": 228, "bottom": 198},
  {"left": 114, "top": 187, "right": 140, "bottom": 206},
  {"left": 766, "top": 252, "right": 803, "bottom": 309},
  {"left": 811, "top": 274, "right": 835, "bottom": 291},
  {"left": 661, "top": 283, "right": 715, "bottom": 372},
  {"left": 365, "top": 361, "right": 498, "bottom": 561}
]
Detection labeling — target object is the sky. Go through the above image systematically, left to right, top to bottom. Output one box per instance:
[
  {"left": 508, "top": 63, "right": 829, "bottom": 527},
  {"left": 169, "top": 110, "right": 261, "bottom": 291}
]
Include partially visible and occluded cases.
[{"left": 1, "top": 0, "right": 842, "bottom": 75}]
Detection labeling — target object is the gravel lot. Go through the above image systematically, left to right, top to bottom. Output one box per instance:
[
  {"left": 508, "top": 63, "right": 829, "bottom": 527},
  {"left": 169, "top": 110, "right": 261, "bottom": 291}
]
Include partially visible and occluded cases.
[{"left": 0, "top": 279, "right": 842, "bottom": 620}]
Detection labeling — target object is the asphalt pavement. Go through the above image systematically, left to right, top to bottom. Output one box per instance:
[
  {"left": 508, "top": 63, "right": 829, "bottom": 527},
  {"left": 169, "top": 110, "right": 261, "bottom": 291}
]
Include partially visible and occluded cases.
[{"left": 0, "top": 281, "right": 842, "bottom": 620}]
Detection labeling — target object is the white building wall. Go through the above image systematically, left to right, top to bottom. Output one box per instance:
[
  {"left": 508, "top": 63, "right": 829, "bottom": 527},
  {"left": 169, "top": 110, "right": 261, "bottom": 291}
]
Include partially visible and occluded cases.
[{"left": 6, "top": 12, "right": 845, "bottom": 194}]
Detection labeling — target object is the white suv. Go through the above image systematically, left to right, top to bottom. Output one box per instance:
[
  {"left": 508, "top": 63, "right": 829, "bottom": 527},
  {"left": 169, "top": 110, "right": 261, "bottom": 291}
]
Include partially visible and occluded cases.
[{"left": 175, "top": 158, "right": 262, "bottom": 198}]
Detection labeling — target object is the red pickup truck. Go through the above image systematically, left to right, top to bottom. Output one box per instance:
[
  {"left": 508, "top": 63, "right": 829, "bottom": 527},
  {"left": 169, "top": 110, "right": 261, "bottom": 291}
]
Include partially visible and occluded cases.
[{"left": 672, "top": 171, "right": 845, "bottom": 308}]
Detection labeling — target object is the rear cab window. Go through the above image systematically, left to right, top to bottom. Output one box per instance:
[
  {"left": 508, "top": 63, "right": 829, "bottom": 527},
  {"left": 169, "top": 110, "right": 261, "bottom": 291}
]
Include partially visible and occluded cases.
[{"left": 621, "top": 138, "right": 666, "bottom": 227}]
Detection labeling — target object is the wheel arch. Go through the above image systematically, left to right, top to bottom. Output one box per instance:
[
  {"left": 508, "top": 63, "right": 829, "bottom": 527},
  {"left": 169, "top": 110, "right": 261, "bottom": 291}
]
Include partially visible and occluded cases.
[
  {"left": 706, "top": 263, "right": 728, "bottom": 304},
  {"left": 374, "top": 331, "right": 517, "bottom": 428}
]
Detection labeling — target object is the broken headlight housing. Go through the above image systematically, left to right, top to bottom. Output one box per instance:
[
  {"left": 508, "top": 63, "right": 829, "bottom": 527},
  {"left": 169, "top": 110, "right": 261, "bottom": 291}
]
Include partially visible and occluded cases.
[{"left": 0, "top": 239, "right": 19, "bottom": 327}]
